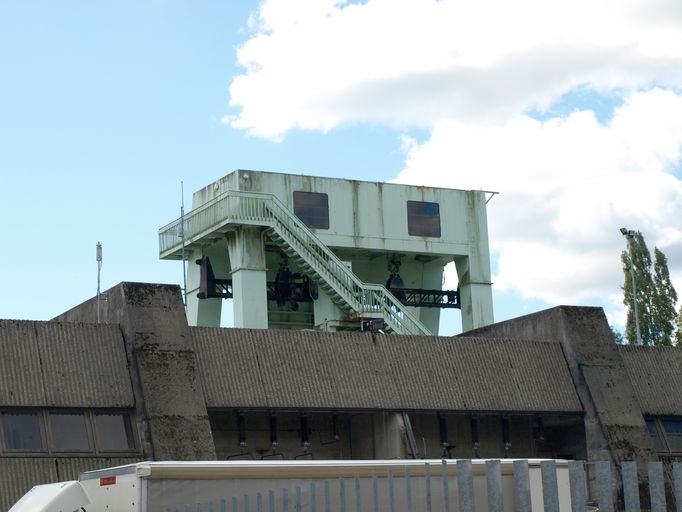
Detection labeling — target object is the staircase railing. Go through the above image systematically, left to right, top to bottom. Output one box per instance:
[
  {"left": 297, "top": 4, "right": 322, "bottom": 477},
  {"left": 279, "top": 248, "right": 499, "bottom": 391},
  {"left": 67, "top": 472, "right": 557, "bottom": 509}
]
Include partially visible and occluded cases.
[{"left": 159, "top": 190, "right": 431, "bottom": 335}]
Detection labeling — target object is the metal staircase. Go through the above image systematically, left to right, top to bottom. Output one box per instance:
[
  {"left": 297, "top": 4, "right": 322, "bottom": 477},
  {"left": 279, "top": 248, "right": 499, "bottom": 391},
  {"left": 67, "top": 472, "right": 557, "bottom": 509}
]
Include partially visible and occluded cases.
[{"left": 159, "top": 190, "right": 431, "bottom": 335}]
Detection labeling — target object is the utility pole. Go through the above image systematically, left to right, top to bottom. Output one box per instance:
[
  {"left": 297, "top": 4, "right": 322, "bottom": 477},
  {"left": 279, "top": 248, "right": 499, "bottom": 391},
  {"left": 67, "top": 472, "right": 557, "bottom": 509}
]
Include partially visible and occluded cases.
[
  {"left": 620, "top": 228, "right": 642, "bottom": 345},
  {"left": 96, "top": 242, "right": 103, "bottom": 324}
]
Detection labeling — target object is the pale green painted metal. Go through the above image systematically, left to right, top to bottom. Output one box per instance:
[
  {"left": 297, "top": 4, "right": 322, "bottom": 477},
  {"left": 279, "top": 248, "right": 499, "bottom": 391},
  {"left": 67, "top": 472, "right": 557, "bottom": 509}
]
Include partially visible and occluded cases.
[{"left": 159, "top": 190, "right": 431, "bottom": 335}]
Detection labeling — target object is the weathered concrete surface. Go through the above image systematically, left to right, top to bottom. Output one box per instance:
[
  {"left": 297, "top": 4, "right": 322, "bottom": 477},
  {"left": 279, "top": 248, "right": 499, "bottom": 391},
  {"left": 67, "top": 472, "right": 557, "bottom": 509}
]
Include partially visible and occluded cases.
[
  {"left": 55, "top": 282, "right": 216, "bottom": 460},
  {"left": 462, "top": 305, "right": 657, "bottom": 466},
  {"left": 463, "top": 306, "right": 658, "bottom": 507}
]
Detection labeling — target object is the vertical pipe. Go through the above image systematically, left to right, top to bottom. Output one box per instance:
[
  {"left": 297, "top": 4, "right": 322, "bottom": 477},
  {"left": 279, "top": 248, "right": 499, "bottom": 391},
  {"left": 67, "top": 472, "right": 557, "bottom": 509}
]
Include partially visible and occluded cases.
[
  {"left": 237, "top": 413, "right": 247, "bottom": 448},
  {"left": 269, "top": 413, "right": 278, "bottom": 450},
  {"left": 438, "top": 413, "right": 448, "bottom": 450},
  {"left": 470, "top": 417, "right": 480, "bottom": 455},
  {"left": 501, "top": 417, "right": 511, "bottom": 455}
]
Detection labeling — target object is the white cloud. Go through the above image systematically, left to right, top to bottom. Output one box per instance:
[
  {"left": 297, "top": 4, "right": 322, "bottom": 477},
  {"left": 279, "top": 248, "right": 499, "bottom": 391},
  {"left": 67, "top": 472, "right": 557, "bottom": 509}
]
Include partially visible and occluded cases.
[
  {"left": 226, "top": 0, "right": 682, "bottom": 326},
  {"left": 228, "top": 0, "right": 682, "bottom": 139},
  {"left": 394, "top": 88, "right": 682, "bottom": 319}
]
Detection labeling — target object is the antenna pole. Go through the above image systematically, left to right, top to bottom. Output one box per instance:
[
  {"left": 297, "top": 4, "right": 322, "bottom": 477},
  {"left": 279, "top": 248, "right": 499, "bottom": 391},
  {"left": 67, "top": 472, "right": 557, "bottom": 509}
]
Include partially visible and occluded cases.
[
  {"left": 180, "top": 181, "right": 187, "bottom": 306},
  {"left": 96, "top": 242, "right": 102, "bottom": 323}
]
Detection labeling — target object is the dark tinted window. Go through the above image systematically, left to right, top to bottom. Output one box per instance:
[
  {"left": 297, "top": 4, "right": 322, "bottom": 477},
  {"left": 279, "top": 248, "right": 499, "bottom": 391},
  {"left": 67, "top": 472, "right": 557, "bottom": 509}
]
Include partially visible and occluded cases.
[
  {"left": 293, "top": 191, "right": 329, "bottom": 230},
  {"left": 407, "top": 201, "right": 441, "bottom": 237},
  {"left": 3, "top": 413, "right": 44, "bottom": 450},
  {"left": 50, "top": 413, "right": 90, "bottom": 451},
  {"left": 95, "top": 413, "right": 136, "bottom": 452},
  {"left": 645, "top": 419, "right": 665, "bottom": 452},
  {"left": 662, "top": 419, "right": 682, "bottom": 452}
]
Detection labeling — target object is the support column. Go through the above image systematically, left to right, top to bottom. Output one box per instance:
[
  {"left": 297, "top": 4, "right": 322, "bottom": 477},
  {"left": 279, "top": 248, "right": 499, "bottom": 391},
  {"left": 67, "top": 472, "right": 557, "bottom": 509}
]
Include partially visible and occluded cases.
[
  {"left": 455, "top": 191, "right": 494, "bottom": 331},
  {"left": 227, "top": 227, "right": 268, "bottom": 329},
  {"left": 185, "top": 240, "right": 228, "bottom": 327}
]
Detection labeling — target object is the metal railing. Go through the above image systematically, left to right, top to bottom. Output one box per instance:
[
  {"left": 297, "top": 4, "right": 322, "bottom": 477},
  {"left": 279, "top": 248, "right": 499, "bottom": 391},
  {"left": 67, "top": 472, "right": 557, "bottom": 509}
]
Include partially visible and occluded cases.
[
  {"left": 158, "top": 190, "right": 430, "bottom": 335},
  {"left": 163, "top": 459, "right": 682, "bottom": 512}
]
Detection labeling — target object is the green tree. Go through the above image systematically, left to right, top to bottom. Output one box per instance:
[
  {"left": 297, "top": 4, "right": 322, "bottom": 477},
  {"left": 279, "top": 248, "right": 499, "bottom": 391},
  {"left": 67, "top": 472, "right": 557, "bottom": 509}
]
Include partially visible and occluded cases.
[
  {"left": 621, "top": 231, "right": 655, "bottom": 344},
  {"left": 621, "top": 232, "right": 679, "bottom": 346},
  {"left": 651, "top": 248, "right": 678, "bottom": 346},
  {"left": 676, "top": 306, "right": 682, "bottom": 346},
  {"left": 610, "top": 325, "right": 625, "bottom": 344}
]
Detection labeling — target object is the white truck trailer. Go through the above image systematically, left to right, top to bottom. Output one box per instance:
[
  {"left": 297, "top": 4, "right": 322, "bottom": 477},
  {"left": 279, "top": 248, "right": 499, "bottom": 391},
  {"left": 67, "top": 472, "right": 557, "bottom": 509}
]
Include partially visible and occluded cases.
[{"left": 8, "top": 459, "right": 578, "bottom": 512}]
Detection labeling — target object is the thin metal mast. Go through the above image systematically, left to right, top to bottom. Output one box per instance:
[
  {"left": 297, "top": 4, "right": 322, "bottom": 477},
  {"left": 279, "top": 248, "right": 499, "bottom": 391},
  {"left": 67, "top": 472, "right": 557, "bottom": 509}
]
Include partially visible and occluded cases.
[
  {"left": 180, "top": 181, "right": 187, "bottom": 306},
  {"left": 96, "top": 242, "right": 102, "bottom": 323}
]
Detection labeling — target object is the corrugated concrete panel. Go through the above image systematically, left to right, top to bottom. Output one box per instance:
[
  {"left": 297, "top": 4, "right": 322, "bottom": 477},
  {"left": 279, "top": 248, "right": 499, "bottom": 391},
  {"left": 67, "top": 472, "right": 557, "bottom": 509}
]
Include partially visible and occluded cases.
[
  {"left": 0, "top": 320, "right": 134, "bottom": 408},
  {"left": 0, "top": 321, "right": 46, "bottom": 406},
  {"left": 36, "top": 322, "right": 134, "bottom": 408},
  {"left": 192, "top": 327, "right": 268, "bottom": 408},
  {"left": 192, "top": 328, "right": 582, "bottom": 413},
  {"left": 192, "top": 328, "right": 402, "bottom": 410},
  {"left": 377, "top": 336, "right": 581, "bottom": 412},
  {"left": 619, "top": 346, "right": 682, "bottom": 416},
  {"left": 0, "top": 458, "right": 58, "bottom": 511}
]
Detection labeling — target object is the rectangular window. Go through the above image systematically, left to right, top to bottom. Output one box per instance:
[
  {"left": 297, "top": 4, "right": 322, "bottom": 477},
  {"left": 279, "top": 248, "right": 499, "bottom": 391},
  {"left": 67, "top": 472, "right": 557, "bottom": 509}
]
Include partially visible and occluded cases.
[
  {"left": 293, "top": 191, "right": 329, "bottom": 230},
  {"left": 407, "top": 201, "right": 441, "bottom": 237},
  {"left": 3, "top": 412, "right": 44, "bottom": 450},
  {"left": 95, "top": 412, "right": 136, "bottom": 452},
  {"left": 50, "top": 413, "right": 91, "bottom": 451},
  {"left": 645, "top": 418, "right": 666, "bottom": 452},
  {"left": 662, "top": 419, "right": 682, "bottom": 452}
]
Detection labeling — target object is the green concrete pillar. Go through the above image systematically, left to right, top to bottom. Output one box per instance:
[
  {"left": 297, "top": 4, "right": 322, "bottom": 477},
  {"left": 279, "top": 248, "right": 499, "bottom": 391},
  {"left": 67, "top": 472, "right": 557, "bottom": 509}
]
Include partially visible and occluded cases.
[
  {"left": 455, "top": 191, "right": 494, "bottom": 331},
  {"left": 227, "top": 227, "right": 268, "bottom": 329},
  {"left": 185, "top": 241, "right": 228, "bottom": 327}
]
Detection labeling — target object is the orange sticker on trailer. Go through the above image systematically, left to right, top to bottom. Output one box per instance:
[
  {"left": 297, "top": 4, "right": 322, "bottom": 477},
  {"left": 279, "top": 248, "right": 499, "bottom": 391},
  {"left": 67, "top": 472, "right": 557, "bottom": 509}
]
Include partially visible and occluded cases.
[{"left": 100, "top": 476, "right": 116, "bottom": 486}]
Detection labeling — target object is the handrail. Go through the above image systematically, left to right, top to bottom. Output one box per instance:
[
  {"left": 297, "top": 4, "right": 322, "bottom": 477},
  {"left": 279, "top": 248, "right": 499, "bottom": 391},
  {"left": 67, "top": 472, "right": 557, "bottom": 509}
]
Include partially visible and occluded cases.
[{"left": 158, "top": 190, "right": 431, "bottom": 335}]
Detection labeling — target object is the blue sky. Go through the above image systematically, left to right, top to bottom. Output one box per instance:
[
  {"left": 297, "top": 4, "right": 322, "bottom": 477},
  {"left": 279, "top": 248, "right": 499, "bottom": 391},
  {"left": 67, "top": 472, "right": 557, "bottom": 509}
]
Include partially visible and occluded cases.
[{"left": 1, "top": 1, "right": 681, "bottom": 335}]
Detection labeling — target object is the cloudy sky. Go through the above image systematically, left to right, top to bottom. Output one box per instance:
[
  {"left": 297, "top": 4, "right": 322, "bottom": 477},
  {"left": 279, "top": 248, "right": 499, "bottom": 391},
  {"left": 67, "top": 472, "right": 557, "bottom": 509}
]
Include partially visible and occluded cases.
[{"left": 1, "top": 0, "right": 681, "bottom": 334}]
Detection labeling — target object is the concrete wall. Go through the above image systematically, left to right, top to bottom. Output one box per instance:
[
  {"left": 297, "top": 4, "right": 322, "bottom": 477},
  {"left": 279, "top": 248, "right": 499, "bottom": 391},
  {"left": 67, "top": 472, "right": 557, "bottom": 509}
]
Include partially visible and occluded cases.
[{"left": 55, "top": 282, "right": 216, "bottom": 461}]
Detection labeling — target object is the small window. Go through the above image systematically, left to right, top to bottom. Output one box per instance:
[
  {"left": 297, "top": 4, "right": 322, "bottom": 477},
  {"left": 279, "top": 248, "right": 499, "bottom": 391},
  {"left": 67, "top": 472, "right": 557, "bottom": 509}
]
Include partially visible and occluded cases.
[
  {"left": 293, "top": 191, "right": 329, "bottom": 230},
  {"left": 407, "top": 201, "right": 441, "bottom": 237},
  {"left": 3, "top": 412, "right": 44, "bottom": 450},
  {"left": 50, "top": 413, "right": 91, "bottom": 451},
  {"left": 95, "top": 413, "right": 136, "bottom": 452},
  {"left": 645, "top": 419, "right": 665, "bottom": 452},
  {"left": 662, "top": 419, "right": 682, "bottom": 452}
]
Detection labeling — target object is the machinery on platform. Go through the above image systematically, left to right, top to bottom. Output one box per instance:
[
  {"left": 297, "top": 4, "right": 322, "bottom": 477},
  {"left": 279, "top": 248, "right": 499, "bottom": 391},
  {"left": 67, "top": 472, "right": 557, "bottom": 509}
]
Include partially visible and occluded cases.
[{"left": 159, "top": 170, "right": 494, "bottom": 334}]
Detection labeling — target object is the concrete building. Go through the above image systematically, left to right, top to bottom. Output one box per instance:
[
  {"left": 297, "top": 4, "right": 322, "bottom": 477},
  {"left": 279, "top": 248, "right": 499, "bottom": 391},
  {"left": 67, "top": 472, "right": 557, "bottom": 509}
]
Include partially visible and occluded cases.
[
  {"left": 158, "top": 170, "right": 494, "bottom": 334},
  {"left": 1, "top": 282, "right": 680, "bottom": 509}
]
